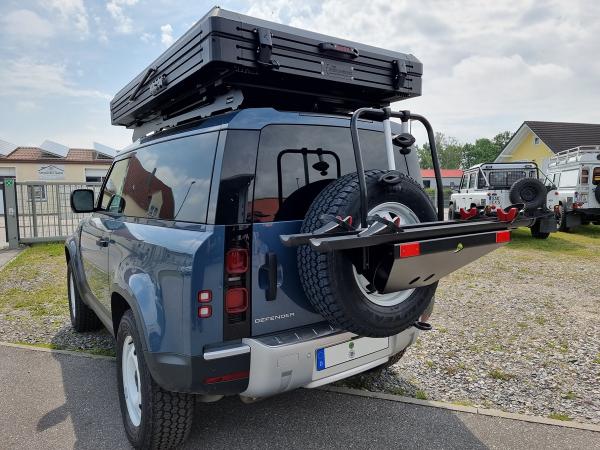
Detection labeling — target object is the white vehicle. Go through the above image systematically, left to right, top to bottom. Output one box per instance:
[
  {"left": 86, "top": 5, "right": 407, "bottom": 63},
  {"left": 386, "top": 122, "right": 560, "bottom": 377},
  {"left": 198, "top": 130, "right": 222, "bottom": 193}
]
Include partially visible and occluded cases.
[
  {"left": 546, "top": 146, "right": 600, "bottom": 231},
  {"left": 449, "top": 162, "right": 556, "bottom": 239}
]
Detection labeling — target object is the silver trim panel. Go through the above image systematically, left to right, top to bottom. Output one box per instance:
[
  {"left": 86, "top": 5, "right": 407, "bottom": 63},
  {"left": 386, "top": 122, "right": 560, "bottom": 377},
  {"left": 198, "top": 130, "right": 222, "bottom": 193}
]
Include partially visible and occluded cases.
[{"left": 203, "top": 345, "right": 250, "bottom": 360}]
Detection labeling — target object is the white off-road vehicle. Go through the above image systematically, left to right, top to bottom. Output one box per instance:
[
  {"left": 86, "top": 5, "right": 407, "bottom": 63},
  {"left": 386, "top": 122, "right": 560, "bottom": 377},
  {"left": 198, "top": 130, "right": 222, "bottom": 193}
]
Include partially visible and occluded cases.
[
  {"left": 546, "top": 146, "right": 600, "bottom": 231},
  {"left": 449, "top": 162, "right": 557, "bottom": 238}
]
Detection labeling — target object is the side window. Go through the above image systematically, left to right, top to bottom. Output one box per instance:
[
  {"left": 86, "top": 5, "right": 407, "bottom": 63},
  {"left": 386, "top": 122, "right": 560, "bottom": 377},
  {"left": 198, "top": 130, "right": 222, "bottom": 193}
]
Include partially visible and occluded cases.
[
  {"left": 253, "top": 125, "right": 406, "bottom": 222},
  {"left": 121, "top": 132, "right": 218, "bottom": 222},
  {"left": 100, "top": 158, "right": 130, "bottom": 214},
  {"left": 593, "top": 167, "right": 600, "bottom": 185},
  {"left": 581, "top": 168, "right": 589, "bottom": 184},
  {"left": 558, "top": 169, "right": 579, "bottom": 188},
  {"left": 477, "top": 171, "right": 487, "bottom": 188},
  {"left": 469, "top": 172, "right": 477, "bottom": 189},
  {"left": 459, "top": 175, "right": 465, "bottom": 190}
]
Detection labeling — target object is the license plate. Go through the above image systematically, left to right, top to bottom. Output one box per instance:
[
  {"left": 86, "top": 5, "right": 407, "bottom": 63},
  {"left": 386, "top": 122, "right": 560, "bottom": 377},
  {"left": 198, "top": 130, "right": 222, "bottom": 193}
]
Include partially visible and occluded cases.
[{"left": 316, "top": 337, "right": 389, "bottom": 371}]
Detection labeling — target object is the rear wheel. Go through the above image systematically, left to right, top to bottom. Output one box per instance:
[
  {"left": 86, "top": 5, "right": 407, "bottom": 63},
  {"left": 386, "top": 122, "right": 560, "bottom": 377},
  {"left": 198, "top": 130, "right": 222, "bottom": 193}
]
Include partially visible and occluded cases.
[
  {"left": 298, "top": 170, "right": 438, "bottom": 337},
  {"left": 530, "top": 219, "right": 550, "bottom": 239},
  {"left": 116, "top": 310, "right": 195, "bottom": 449}
]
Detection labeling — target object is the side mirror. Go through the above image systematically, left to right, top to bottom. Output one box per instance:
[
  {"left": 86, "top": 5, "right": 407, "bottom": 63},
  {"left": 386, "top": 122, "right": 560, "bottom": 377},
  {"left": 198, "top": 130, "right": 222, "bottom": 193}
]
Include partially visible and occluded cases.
[{"left": 70, "top": 189, "right": 95, "bottom": 213}]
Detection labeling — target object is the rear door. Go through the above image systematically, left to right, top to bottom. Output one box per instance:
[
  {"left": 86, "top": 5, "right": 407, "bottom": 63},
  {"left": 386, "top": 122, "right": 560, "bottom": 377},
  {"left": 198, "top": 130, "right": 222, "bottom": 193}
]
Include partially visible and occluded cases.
[{"left": 250, "top": 124, "right": 412, "bottom": 336}]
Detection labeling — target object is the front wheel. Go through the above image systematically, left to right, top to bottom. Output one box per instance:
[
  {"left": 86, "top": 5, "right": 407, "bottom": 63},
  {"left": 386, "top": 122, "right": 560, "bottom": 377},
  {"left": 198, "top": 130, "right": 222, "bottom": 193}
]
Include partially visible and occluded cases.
[{"left": 116, "top": 310, "right": 195, "bottom": 449}]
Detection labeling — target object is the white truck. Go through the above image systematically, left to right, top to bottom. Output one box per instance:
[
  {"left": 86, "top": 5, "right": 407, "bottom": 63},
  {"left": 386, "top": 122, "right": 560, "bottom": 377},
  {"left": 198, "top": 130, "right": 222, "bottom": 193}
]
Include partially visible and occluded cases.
[
  {"left": 546, "top": 146, "right": 600, "bottom": 231},
  {"left": 449, "top": 162, "right": 556, "bottom": 239}
]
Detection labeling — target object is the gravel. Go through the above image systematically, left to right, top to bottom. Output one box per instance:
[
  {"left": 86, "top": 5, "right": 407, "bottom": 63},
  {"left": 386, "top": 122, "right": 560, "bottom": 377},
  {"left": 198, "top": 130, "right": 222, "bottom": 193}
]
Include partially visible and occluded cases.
[{"left": 341, "top": 244, "right": 600, "bottom": 425}]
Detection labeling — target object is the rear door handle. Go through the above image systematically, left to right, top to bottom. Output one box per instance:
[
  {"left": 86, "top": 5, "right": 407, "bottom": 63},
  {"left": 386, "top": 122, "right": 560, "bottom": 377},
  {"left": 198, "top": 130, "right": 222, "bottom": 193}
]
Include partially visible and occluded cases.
[
  {"left": 96, "top": 237, "right": 109, "bottom": 247},
  {"left": 264, "top": 252, "right": 277, "bottom": 301}
]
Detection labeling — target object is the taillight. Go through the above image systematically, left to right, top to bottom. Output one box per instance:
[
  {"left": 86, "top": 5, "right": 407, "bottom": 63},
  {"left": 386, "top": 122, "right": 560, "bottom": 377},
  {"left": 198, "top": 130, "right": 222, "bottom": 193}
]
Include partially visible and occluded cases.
[
  {"left": 496, "top": 230, "right": 511, "bottom": 243},
  {"left": 399, "top": 242, "right": 421, "bottom": 258},
  {"left": 226, "top": 248, "right": 248, "bottom": 274},
  {"left": 226, "top": 287, "right": 248, "bottom": 313},
  {"left": 198, "top": 290, "right": 212, "bottom": 303},
  {"left": 198, "top": 305, "right": 212, "bottom": 318}
]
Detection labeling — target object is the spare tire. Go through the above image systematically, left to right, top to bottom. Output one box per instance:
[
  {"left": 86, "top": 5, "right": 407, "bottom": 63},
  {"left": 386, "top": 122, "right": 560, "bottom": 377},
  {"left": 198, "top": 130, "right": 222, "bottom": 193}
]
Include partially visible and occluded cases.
[
  {"left": 297, "top": 169, "right": 438, "bottom": 337},
  {"left": 509, "top": 178, "right": 547, "bottom": 210},
  {"left": 595, "top": 186, "right": 600, "bottom": 204}
]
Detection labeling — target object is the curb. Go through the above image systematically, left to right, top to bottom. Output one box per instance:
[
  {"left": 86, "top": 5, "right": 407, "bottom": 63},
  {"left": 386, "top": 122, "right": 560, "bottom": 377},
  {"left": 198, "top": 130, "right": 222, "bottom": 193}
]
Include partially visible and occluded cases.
[
  {"left": 0, "top": 341, "right": 116, "bottom": 361},
  {"left": 320, "top": 386, "right": 600, "bottom": 433}
]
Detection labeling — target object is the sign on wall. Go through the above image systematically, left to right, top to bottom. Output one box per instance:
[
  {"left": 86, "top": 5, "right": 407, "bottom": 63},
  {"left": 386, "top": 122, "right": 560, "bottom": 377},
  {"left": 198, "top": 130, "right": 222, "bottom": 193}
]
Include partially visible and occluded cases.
[{"left": 38, "top": 165, "right": 65, "bottom": 180}]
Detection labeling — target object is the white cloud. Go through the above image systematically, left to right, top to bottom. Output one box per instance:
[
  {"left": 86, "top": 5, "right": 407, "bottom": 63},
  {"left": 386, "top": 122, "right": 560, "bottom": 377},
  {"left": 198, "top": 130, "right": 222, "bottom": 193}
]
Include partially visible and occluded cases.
[
  {"left": 41, "top": 0, "right": 89, "bottom": 35},
  {"left": 106, "top": 0, "right": 139, "bottom": 34},
  {"left": 1, "top": 9, "right": 55, "bottom": 42},
  {"left": 160, "top": 24, "right": 174, "bottom": 47},
  {"left": 140, "top": 32, "right": 154, "bottom": 43},
  {"left": 0, "top": 60, "right": 111, "bottom": 100},
  {"left": 16, "top": 100, "right": 40, "bottom": 112}
]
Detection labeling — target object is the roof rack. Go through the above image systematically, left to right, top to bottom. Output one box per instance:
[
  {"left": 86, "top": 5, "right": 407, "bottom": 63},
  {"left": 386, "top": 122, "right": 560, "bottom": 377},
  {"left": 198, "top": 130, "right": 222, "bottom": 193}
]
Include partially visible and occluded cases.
[{"left": 548, "top": 145, "right": 600, "bottom": 167}]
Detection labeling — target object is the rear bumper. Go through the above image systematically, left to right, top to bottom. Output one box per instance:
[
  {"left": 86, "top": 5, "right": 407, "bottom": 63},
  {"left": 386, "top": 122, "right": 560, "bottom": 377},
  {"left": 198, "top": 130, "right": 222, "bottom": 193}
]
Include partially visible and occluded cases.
[{"left": 240, "top": 323, "right": 419, "bottom": 399}]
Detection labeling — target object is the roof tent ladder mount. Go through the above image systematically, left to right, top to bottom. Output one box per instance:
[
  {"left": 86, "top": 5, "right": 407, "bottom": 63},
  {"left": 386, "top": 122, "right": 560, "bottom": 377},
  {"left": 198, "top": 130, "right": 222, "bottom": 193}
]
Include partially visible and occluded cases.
[
  {"left": 255, "top": 27, "right": 278, "bottom": 69},
  {"left": 392, "top": 60, "right": 408, "bottom": 90},
  {"left": 129, "top": 67, "right": 157, "bottom": 102},
  {"left": 131, "top": 89, "right": 244, "bottom": 141},
  {"left": 350, "top": 108, "right": 444, "bottom": 228}
]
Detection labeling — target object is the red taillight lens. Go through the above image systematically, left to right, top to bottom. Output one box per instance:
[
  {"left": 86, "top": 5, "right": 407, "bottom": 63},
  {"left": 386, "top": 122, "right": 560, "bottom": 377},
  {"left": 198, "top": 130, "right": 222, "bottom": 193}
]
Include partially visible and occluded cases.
[
  {"left": 496, "top": 230, "right": 511, "bottom": 243},
  {"left": 399, "top": 242, "right": 421, "bottom": 258},
  {"left": 226, "top": 248, "right": 248, "bottom": 274},
  {"left": 225, "top": 287, "right": 248, "bottom": 313},
  {"left": 198, "top": 290, "right": 212, "bottom": 303},
  {"left": 198, "top": 305, "right": 212, "bottom": 318},
  {"left": 204, "top": 370, "right": 250, "bottom": 384}
]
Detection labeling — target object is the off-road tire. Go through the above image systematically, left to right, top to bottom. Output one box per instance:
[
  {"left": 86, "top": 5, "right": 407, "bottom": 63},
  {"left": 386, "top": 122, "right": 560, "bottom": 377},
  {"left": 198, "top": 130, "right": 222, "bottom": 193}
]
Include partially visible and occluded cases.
[
  {"left": 298, "top": 169, "right": 438, "bottom": 337},
  {"left": 509, "top": 178, "right": 547, "bottom": 211},
  {"left": 595, "top": 186, "right": 600, "bottom": 204},
  {"left": 448, "top": 203, "right": 457, "bottom": 220},
  {"left": 557, "top": 205, "right": 570, "bottom": 232},
  {"left": 529, "top": 219, "right": 550, "bottom": 239},
  {"left": 67, "top": 264, "right": 102, "bottom": 332},
  {"left": 116, "top": 310, "right": 194, "bottom": 449}
]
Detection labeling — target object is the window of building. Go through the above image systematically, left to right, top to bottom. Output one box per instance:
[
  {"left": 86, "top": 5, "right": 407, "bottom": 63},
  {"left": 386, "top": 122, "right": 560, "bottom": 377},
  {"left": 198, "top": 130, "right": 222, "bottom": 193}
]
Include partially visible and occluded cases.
[
  {"left": 253, "top": 125, "right": 408, "bottom": 222},
  {"left": 120, "top": 132, "right": 218, "bottom": 222},
  {"left": 533, "top": 137, "right": 540, "bottom": 145},
  {"left": 85, "top": 168, "right": 108, "bottom": 184},
  {"left": 28, "top": 185, "right": 47, "bottom": 202}
]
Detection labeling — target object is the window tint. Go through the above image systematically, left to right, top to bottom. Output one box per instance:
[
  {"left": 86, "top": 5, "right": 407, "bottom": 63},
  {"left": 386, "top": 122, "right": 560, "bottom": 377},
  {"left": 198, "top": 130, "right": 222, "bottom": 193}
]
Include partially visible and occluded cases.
[
  {"left": 253, "top": 125, "right": 409, "bottom": 222},
  {"left": 120, "top": 132, "right": 218, "bottom": 222},
  {"left": 100, "top": 158, "right": 130, "bottom": 213},
  {"left": 593, "top": 167, "right": 600, "bottom": 186},
  {"left": 558, "top": 169, "right": 579, "bottom": 188}
]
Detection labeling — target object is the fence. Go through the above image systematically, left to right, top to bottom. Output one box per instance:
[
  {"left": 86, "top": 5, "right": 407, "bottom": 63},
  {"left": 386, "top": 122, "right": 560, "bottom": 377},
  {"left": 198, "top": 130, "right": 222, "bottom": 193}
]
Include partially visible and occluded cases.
[{"left": 1, "top": 181, "right": 101, "bottom": 248}]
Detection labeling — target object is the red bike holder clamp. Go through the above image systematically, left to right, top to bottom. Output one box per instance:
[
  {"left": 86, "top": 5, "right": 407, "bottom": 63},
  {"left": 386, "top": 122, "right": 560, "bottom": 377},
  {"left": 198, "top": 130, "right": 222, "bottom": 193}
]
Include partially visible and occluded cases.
[
  {"left": 459, "top": 207, "right": 479, "bottom": 220},
  {"left": 496, "top": 207, "right": 518, "bottom": 222}
]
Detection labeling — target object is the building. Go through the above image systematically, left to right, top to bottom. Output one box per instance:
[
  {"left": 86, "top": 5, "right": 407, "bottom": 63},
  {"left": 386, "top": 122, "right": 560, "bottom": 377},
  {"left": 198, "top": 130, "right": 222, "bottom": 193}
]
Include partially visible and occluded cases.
[
  {"left": 495, "top": 121, "right": 600, "bottom": 168},
  {"left": 420, "top": 169, "right": 463, "bottom": 189}
]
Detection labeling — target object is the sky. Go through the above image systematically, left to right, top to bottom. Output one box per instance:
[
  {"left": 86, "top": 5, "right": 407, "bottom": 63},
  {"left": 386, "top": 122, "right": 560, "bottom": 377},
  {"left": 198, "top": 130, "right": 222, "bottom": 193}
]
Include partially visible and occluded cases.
[{"left": 1, "top": 0, "right": 599, "bottom": 150}]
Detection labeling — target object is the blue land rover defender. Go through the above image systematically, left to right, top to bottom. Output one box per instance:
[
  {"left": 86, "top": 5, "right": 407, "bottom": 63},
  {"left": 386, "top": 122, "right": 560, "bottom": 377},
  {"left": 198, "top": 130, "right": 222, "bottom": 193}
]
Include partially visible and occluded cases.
[{"left": 66, "top": 8, "right": 533, "bottom": 449}]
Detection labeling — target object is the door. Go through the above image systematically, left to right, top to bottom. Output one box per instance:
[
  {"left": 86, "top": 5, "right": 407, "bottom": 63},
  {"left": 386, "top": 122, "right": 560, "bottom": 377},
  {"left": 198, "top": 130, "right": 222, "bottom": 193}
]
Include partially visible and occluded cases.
[
  {"left": 250, "top": 124, "right": 411, "bottom": 336},
  {"left": 80, "top": 158, "right": 129, "bottom": 313}
]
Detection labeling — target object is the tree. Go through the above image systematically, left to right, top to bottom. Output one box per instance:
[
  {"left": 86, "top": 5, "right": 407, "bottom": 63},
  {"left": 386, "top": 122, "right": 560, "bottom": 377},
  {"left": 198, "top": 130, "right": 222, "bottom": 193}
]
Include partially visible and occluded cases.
[
  {"left": 492, "top": 131, "right": 512, "bottom": 151},
  {"left": 417, "top": 132, "right": 461, "bottom": 169}
]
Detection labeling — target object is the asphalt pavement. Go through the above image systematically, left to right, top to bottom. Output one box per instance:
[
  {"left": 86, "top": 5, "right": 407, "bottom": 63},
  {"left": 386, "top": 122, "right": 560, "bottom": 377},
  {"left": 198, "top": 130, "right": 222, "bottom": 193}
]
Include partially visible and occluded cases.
[{"left": 0, "top": 344, "right": 598, "bottom": 450}]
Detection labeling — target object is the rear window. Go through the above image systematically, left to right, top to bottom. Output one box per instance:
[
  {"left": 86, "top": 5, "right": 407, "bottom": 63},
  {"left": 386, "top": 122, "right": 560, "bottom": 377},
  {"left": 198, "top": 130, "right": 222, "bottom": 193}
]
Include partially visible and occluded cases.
[
  {"left": 253, "top": 125, "right": 409, "bottom": 222},
  {"left": 119, "top": 132, "right": 218, "bottom": 222},
  {"left": 485, "top": 169, "right": 535, "bottom": 189},
  {"left": 558, "top": 169, "right": 579, "bottom": 188}
]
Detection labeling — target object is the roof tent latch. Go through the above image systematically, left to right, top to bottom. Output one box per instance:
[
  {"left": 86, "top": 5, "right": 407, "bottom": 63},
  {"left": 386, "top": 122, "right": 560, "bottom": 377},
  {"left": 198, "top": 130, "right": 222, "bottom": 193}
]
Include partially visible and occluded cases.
[
  {"left": 255, "top": 27, "right": 278, "bottom": 69},
  {"left": 392, "top": 59, "right": 408, "bottom": 90},
  {"left": 129, "top": 67, "right": 157, "bottom": 102},
  {"left": 149, "top": 74, "right": 168, "bottom": 96}
]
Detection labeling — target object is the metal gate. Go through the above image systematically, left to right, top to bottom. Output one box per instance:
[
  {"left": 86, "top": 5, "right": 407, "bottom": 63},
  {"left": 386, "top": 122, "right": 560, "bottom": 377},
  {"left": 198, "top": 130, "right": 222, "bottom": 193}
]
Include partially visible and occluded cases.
[
  {"left": 0, "top": 180, "right": 6, "bottom": 248},
  {"left": 2, "top": 181, "right": 101, "bottom": 248}
]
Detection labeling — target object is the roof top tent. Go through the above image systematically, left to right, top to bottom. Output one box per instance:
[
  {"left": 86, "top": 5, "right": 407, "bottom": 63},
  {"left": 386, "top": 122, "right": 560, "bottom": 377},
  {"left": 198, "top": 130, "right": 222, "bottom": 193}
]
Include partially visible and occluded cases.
[{"left": 110, "top": 6, "right": 423, "bottom": 139}]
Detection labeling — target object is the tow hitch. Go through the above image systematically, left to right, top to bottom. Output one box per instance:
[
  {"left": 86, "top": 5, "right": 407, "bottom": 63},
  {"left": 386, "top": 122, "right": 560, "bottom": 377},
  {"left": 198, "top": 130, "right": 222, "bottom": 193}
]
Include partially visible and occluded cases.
[{"left": 281, "top": 107, "right": 549, "bottom": 295}]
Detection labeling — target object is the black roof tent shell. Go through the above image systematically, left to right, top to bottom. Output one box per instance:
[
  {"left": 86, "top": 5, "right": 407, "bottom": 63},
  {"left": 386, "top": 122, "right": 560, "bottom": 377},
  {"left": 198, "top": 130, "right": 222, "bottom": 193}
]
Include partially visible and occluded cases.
[{"left": 110, "top": 6, "right": 423, "bottom": 129}]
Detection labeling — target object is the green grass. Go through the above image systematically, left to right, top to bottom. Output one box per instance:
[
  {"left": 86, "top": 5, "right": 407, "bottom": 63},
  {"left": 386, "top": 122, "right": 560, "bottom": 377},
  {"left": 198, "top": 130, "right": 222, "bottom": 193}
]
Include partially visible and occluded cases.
[
  {"left": 508, "top": 226, "right": 600, "bottom": 258},
  {"left": 593, "top": 354, "right": 600, "bottom": 364},
  {"left": 488, "top": 368, "right": 514, "bottom": 381},
  {"left": 415, "top": 390, "right": 428, "bottom": 400},
  {"left": 562, "top": 391, "right": 577, "bottom": 400},
  {"left": 451, "top": 399, "right": 474, "bottom": 407},
  {"left": 548, "top": 412, "right": 572, "bottom": 421}
]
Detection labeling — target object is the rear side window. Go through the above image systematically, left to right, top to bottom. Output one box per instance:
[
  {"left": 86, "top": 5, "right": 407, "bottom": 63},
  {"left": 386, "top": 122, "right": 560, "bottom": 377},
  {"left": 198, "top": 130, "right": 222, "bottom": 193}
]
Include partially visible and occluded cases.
[
  {"left": 253, "top": 125, "right": 408, "bottom": 222},
  {"left": 120, "top": 132, "right": 218, "bottom": 222},
  {"left": 100, "top": 158, "right": 130, "bottom": 214},
  {"left": 593, "top": 167, "right": 600, "bottom": 185},
  {"left": 558, "top": 169, "right": 579, "bottom": 188},
  {"left": 469, "top": 173, "right": 476, "bottom": 189}
]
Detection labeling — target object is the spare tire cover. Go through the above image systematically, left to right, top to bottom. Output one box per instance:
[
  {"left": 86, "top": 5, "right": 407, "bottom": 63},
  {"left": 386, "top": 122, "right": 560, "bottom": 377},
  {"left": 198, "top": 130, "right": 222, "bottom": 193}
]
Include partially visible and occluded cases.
[
  {"left": 297, "top": 169, "right": 438, "bottom": 337},
  {"left": 509, "top": 178, "right": 547, "bottom": 210}
]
